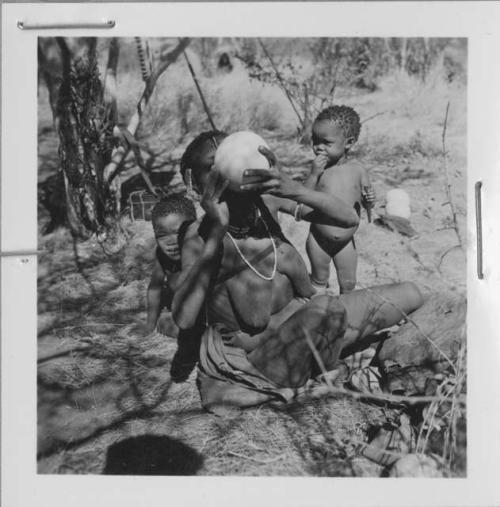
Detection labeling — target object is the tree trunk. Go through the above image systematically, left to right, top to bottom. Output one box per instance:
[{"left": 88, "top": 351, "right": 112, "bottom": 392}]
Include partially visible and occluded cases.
[
  {"left": 39, "top": 37, "right": 190, "bottom": 238},
  {"left": 56, "top": 37, "right": 116, "bottom": 238}
]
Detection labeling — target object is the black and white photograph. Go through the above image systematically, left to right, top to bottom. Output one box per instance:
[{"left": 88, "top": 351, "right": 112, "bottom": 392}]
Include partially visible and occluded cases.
[{"left": 35, "top": 35, "right": 467, "bottom": 478}]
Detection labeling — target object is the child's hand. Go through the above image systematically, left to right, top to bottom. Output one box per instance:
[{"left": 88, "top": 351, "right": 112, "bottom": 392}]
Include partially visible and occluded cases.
[
  {"left": 240, "top": 145, "right": 301, "bottom": 196},
  {"left": 311, "top": 153, "right": 329, "bottom": 176},
  {"left": 241, "top": 167, "right": 300, "bottom": 197},
  {"left": 200, "top": 170, "right": 229, "bottom": 230},
  {"left": 362, "top": 185, "right": 376, "bottom": 207},
  {"left": 362, "top": 185, "right": 376, "bottom": 223}
]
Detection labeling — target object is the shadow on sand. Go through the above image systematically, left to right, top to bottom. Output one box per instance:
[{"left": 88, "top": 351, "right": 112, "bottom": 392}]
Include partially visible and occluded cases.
[{"left": 103, "top": 434, "right": 204, "bottom": 475}]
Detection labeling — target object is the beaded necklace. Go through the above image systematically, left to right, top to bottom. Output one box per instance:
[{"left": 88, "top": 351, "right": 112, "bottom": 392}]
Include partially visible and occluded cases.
[{"left": 226, "top": 212, "right": 277, "bottom": 281}]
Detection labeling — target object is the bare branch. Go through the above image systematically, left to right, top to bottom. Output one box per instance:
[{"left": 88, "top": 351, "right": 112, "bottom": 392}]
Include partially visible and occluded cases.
[
  {"left": 103, "top": 37, "right": 191, "bottom": 185},
  {"left": 154, "top": 37, "right": 191, "bottom": 86},
  {"left": 103, "top": 38, "right": 120, "bottom": 125},
  {"left": 257, "top": 38, "right": 304, "bottom": 129},
  {"left": 182, "top": 47, "right": 217, "bottom": 131},
  {"left": 441, "top": 102, "right": 465, "bottom": 253},
  {"left": 361, "top": 109, "right": 395, "bottom": 124},
  {"left": 437, "top": 244, "right": 461, "bottom": 271},
  {"left": 304, "top": 381, "right": 465, "bottom": 407}
]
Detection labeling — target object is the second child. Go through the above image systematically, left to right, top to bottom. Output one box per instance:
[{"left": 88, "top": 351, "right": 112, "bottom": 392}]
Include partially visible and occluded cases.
[{"left": 304, "top": 105, "right": 375, "bottom": 294}]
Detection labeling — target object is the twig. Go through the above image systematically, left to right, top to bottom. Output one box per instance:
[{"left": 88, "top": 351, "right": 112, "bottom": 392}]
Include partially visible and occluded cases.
[
  {"left": 257, "top": 38, "right": 304, "bottom": 129},
  {"left": 182, "top": 46, "right": 217, "bottom": 131},
  {"left": 441, "top": 102, "right": 465, "bottom": 253},
  {"left": 361, "top": 109, "right": 394, "bottom": 124},
  {"left": 119, "top": 127, "right": 158, "bottom": 196},
  {"left": 437, "top": 244, "right": 461, "bottom": 271},
  {"left": 303, "top": 326, "right": 336, "bottom": 393},
  {"left": 37, "top": 345, "right": 91, "bottom": 364},
  {"left": 305, "top": 381, "right": 465, "bottom": 406},
  {"left": 227, "top": 451, "right": 284, "bottom": 464}
]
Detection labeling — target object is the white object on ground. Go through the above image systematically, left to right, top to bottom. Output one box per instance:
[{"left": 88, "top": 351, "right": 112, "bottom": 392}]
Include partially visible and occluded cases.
[
  {"left": 214, "top": 131, "right": 270, "bottom": 191},
  {"left": 386, "top": 188, "right": 411, "bottom": 219}
]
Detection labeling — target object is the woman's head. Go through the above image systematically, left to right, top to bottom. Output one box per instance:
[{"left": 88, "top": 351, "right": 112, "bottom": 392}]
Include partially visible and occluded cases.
[{"left": 180, "top": 130, "right": 228, "bottom": 194}]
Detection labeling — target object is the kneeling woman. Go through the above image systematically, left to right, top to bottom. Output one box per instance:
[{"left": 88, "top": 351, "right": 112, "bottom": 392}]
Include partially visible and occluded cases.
[{"left": 172, "top": 132, "right": 423, "bottom": 413}]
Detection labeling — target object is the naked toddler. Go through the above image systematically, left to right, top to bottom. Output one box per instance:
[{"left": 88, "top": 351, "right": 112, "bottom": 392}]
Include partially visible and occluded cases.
[{"left": 304, "top": 105, "right": 375, "bottom": 294}]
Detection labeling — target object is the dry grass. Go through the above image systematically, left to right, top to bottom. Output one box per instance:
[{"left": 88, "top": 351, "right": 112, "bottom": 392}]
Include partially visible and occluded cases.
[{"left": 37, "top": 42, "right": 466, "bottom": 477}]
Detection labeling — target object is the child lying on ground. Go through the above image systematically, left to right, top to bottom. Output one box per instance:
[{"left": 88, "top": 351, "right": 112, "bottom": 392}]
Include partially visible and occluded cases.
[{"left": 304, "top": 105, "right": 375, "bottom": 294}]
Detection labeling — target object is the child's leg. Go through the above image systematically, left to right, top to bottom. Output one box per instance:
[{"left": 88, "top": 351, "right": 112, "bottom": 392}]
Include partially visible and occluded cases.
[
  {"left": 306, "top": 229, "right": 331, "bottom": 288},
  {"left": 332, "top": 240, "right": 357, "bottom": 294}
]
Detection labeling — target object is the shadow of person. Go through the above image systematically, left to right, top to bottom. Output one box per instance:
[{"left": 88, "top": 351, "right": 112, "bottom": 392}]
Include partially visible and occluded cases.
[{"left": 103, "top": 435, "right": 203, "bottom": 475}]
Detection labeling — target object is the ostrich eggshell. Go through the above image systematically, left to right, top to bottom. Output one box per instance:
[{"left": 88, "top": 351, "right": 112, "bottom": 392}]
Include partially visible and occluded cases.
[{"left": 214, "top": 131, "right": 270, "bottom": 191}]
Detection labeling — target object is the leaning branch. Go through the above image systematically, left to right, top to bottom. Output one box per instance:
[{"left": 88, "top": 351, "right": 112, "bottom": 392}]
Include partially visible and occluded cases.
[
  {"left": 103, "top": 37, "right": 191, "bottom": 185},
  {"left": 103, "top": 37, "right": 120, "bottom": 125},
  {"left": 258, "top": 38, "right": 304, "bottom": 129},
  {"left": 182, "top": 47, "right": 217, "bottom": 131},
  {"left": 441, "top": 102, "right": 465, "bottom": 253},
  {"left": 304, "top": 381, "right": 465, "bottom": 407}
]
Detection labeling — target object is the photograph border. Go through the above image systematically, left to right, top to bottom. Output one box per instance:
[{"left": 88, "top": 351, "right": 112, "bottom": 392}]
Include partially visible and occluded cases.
[{"left": 2, "top": 2, "right": 500, "bottom": 506}]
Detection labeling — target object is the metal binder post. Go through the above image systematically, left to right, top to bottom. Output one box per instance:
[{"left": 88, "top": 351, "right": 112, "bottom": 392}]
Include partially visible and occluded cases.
[
  {"left": 17, "top": 20, "right": 115, "bottom": 30},
  {"left": 475, "top": 181, "right": 484, "bottom": 280},
  {"left": 0, "top": 250, "right": 46, "bottom": 264}
]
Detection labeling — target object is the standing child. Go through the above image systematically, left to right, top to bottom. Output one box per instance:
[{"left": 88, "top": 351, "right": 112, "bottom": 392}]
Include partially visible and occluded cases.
[{"left": 304, "top": 105, "right": 375, "bottom": 294}]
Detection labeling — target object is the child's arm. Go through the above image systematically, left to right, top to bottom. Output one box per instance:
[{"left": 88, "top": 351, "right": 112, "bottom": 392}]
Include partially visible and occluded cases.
[
  {"left": 246, "top": 147, "right": 359, "bottom": 227},
  {"left": 303, "top": 154, "right": 329, "bottom": 189},
  {"left": 145, "top": 258, "right": 166, "bottom": 334}
]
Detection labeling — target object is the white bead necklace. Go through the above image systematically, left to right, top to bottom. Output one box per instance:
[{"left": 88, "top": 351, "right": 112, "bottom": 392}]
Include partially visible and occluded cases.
[{"left": 226, "top": 215, "right": 277, "bottom": 281}]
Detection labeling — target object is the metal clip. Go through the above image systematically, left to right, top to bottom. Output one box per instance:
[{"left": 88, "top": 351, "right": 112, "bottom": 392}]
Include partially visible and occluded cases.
[
  {"left": 17, "top": 20, "right": 115, "bottom": 30},
  {"left": 475, "top": 181, "right": 483, "bottom": 280},
  {"left": 0, "top": 249, "right": 46, "bottom": 257}
]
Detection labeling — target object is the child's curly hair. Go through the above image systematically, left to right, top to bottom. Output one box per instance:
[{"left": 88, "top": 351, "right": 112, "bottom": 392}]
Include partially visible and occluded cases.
[
  {"left": 315, "top": 105, "right": 361, "bottom": 143},
  {"left": 180, "top": 130, "right": 228, "bottom": 182},
  {"left": 151, "top": 193, "right": 196, "bottom": 224}
]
